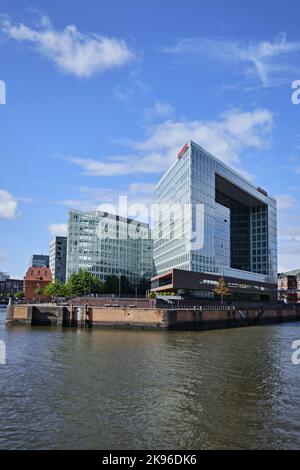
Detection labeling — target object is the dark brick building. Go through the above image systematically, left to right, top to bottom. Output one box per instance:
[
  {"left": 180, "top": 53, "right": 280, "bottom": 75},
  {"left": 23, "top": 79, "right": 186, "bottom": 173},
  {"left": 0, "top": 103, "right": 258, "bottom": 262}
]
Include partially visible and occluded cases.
[{"left": 0, "top": 278, "right": 23, "bottom": 297}]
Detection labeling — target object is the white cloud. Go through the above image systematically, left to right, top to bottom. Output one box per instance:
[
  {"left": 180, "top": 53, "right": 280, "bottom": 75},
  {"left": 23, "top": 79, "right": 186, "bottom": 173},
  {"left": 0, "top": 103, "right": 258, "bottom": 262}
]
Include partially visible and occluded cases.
[
  {"left": 1, "top": 15, "right": 135, "bottom": 78},
  {"left": 164, "top": 33, "right": 300, "bottom": 87},
  {"left": 113, "top": 68, "right": 148, "bottom": 101},
  {"left": 112, "top": 86, "right": 133, "bottom": 101},
  {"left": 144, "top": 101, "right": 175, "bottom": 121},
  {"left": 67, "top": 108, "right": 273, "bottom": 176},
  {"left": 129, "top": 182, "right": 155, "bottom": 194},
  {"left": 57, "top": 183, "right": 155, "bottom": 212},
  {"left": 0, "top": 190, "right": 18, "bottom": 219},
  {"left": 276, "top": 194, "right": 296, "bottom": 210},
  {"left": 277, "top": 200, "right": 300, "bottom": 271},
  {"left": 48, "top": 223, "right": 68, "bottom": 237},
  {"left": 278, "top": 237, "right": 300, "bottom": 273}
]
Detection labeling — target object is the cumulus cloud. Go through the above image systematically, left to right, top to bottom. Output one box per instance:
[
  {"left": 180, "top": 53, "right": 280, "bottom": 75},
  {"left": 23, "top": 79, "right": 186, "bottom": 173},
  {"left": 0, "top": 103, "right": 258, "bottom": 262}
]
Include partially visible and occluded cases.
[
  {"left": 1, "top": 15, "right": 135, "bottom": 78},
  {"left": 164, "top": 33, "right": 300, "bottom": 87},
  {"left": 67, "top": 108, "right": 273, "bottom": 176},
  {"left": 0, "top": 189, "right": 18, "bottom": 219},
  {"left": 48, "top": 223, "right": 68, "bottom": 237}
]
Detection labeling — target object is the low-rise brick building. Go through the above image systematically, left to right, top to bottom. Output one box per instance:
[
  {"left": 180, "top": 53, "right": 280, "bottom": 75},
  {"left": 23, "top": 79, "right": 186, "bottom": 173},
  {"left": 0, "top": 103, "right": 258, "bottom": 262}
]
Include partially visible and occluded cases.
[
  {"left": 24, "top": 267, "right": 52, "bottom": 302},
  {"left": 278, "top": 270, "right": 300, "bottom": 303}
]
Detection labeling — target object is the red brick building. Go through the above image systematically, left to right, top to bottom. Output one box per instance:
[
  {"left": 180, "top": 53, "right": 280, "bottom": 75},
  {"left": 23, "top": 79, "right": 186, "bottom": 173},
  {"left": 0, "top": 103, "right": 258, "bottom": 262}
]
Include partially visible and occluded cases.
[
  {"left": 24, "top": 267, "right": 52, "bottom": 302},
  {"left": 278, "top": 272, "right": 300, "bottom": 303}
]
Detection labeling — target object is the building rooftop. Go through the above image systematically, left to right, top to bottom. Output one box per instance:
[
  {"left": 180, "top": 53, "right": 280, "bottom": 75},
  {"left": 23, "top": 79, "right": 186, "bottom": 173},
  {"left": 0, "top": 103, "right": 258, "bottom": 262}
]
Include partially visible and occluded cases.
[
  {"left": 155, "top": 141, "right": 276, "bottom": 204},
  {"left": 68, "top": 208, "right": 149, "bottom": 228},
  {"left": 24, "top": 267, "right": 52, "bottom": 282}
]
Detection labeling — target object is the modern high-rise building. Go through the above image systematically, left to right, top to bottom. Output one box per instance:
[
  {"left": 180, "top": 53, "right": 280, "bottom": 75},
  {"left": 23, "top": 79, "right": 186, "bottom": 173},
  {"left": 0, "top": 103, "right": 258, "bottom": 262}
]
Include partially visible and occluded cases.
[
  {"left": 151, "top": 141, "right": 278, "bottom": 302},
  {"left": 67, "top": 210, "right": 153, "bottom": 284},
  {"left": 49, "top": 236, "right": 67, "bottom": 284},
  {"left": 30, "top": 254, "right": 50, "bottom": 268}
]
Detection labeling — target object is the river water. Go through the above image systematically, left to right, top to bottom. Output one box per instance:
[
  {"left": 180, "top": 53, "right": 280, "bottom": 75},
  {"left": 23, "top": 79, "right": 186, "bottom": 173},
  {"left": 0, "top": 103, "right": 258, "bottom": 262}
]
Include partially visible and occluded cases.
[{"left": 1, "top": 306, "right": 300, "bottom": 449}]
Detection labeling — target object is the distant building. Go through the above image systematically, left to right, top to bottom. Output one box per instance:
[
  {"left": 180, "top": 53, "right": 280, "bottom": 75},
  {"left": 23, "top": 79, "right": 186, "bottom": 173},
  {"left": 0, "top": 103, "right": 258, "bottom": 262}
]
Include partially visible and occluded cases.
[
  {"left": 151, "top": 141, "right": 278, "bottom": 302},
  {"left": 67, "top": 209, "right": 153, "bottom": 284},
  {"left": 49, "top": 236, "right": 67, "bottom": 284},
  {"left": 30, "top": 254, "right": 50, "bottom": 268},
  {"left": 24, "top": 267, "right": 52, "bottom": 301},
  {"left": 278, "top": 271, "right": 300, "bottom": 303},
  {"left": 0, "top": 272, "right": 9, "bottom": 281},
  {"left": 0, "top": 278, "right": 23, "bottom": 297}
]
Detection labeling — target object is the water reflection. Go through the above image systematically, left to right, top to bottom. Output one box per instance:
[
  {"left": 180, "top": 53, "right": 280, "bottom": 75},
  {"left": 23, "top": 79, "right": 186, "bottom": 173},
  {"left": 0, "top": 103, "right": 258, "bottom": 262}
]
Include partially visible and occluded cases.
[{"left": 0, "top": 308, "right": 300, "bottom": 449}]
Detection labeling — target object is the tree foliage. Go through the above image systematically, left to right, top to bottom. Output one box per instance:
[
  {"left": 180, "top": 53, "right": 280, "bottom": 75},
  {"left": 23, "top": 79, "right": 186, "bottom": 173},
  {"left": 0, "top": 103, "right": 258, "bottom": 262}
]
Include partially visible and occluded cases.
[
  {"left": 40, "top": 269, "right": 151, "bottom": 298},
  {"left": 64, "top": 269, "right": 105, "bottom": 297},
  {"left": 104, "top": 275, "right": 134, "bottom": 295},
  {"left": 137, "top": 277, "right": 151, "bottom": 295},
  {"left": 213, "top": 277, "right": 230, "bottom": 303},
  {"left": 43, "top": 280, "right": 65, "bottom": 298},
  {"left": 15, "top": 290, "right": 24, "bottom": 300},
  {"left": 148, "top": 291, "right": 156, "bottom": 299}
]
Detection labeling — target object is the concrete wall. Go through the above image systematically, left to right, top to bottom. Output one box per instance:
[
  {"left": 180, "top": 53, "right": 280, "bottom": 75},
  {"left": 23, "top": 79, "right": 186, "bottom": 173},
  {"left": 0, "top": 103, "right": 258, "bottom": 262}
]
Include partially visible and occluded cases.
[
  {"left": 6, "top": 304, "right": 300, "bottom": 331},
  {"left": 163, "top": 305, "right": 300, "bottom": 330},
  {"left": 91, "top": 307, "right": 163, "bottom": 328}
]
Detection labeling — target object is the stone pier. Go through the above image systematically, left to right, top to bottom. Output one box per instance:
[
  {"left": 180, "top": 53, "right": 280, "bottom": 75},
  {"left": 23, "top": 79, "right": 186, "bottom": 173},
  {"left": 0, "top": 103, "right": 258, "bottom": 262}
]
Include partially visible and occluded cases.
[{"left": 5, "top": 303, "right": 300, "bottom": 331}]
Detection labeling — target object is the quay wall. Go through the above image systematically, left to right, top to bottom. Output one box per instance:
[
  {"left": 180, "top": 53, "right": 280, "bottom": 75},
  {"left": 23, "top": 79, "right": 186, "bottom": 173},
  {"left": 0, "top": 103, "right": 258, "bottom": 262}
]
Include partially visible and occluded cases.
[{"left": 6, "top": 304, "right": 300, "bottom": 331}]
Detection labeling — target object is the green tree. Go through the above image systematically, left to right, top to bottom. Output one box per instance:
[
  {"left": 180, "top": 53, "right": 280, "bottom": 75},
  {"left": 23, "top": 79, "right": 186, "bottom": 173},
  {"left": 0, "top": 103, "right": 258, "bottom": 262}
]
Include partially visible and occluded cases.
[
  {"left": 65, "top": 270, "right": 105, "bottom": 297},
  {"left": 103, "top": 275, "right": 120, "bottom": 295},
  {"left": 104, "top": 275, "right": 134, "bottom": 296},
  {"left": 120, "top": 275, "right": 134, "bottom": 295},
  {"left": 213, "top": 277, "right": 230, "bottom": 304},
  {"left": 137, "top": 278, "right": 151, "bottom": 296},
  {"left": 42, "top": 280, "right": 65, "bottom": 299},
  {"left": 34, "top": 287, "right": 44, "bottom": 301},
  {"left": 35, "top": 287, "right": 44, "bottom": 295},
  {"left": 15, "top": 290, "right": 24, "bottom": 300},
  {"left": 148, "top": 291, "right": 156, "bottom": 299},
  {"left": 148, "top": 291, "right": 156, "bottom": 308}
]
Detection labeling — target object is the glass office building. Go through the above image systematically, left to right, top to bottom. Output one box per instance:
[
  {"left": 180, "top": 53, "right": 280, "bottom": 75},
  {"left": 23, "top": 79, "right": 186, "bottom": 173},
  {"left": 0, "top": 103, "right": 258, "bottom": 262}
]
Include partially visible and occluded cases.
[
  {"left": 152, "top": 141, "right": 277, "bottom": 299},
  {"left": 67, "top": 210, "right": 153, "bottom": 284},
  {"left": 49, "top": 236, "right": 67, "bottom": 284},
  {"left": 30, "top": 254, "right": 50, "bottom": 268}
]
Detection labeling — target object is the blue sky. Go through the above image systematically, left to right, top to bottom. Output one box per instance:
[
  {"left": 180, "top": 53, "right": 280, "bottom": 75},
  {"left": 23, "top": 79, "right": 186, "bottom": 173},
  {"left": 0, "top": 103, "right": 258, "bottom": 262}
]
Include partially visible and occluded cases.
[{"left": 1, "top": 0, "right": 300, "bottom": 277}]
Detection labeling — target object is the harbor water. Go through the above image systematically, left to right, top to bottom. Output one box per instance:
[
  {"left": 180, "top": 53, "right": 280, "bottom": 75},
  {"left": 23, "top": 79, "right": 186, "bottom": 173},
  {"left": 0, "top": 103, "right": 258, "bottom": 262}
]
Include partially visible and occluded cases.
[{"left": 1, "top": 306, "right": 300, "bottom": 449}]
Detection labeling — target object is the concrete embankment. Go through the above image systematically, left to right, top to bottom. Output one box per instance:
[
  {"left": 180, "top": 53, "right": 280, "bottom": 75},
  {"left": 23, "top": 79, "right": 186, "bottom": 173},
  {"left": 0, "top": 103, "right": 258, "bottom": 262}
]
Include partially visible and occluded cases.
[{"left": 5, "top": 304, "right": 300, "bottom": 331}]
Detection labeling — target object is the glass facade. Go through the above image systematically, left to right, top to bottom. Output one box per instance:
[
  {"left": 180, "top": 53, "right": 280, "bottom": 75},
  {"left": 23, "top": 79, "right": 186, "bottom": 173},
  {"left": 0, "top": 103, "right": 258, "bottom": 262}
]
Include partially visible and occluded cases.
[
  {"left": 153, "top": 141, "right": 277, "bottom": 285},
  {"left": 67, "top": 210, "right": 153, "bottom": 283},
  {"left": 49, "top": 236, "right": 67, "bottom": 284},
  {"left": 30, "top": 254, "right": 50, "bottom": 268}
]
